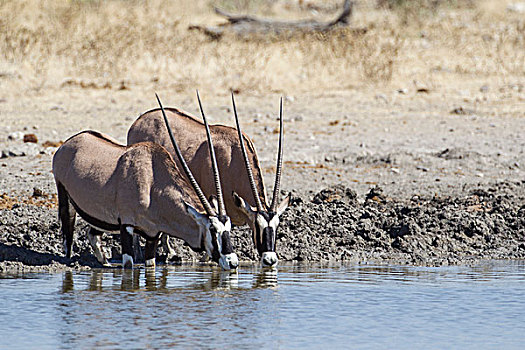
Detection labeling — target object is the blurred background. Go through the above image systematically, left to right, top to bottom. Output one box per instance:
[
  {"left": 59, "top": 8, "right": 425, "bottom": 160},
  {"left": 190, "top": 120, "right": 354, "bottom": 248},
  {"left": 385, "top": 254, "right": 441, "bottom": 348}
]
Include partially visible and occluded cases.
[
  {"left": 0, "top": 0, "right": 523, "bottom": 96},
  {"left": 0, "top": 0, "right": 523, "bottom": 202}
]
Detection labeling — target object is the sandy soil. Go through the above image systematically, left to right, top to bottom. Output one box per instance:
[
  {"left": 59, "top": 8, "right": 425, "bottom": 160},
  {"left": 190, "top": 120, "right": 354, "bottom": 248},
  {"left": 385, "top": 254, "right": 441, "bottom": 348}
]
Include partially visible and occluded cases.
[{"left": 0, "top": 85, "right": 523, "bottom": 272}]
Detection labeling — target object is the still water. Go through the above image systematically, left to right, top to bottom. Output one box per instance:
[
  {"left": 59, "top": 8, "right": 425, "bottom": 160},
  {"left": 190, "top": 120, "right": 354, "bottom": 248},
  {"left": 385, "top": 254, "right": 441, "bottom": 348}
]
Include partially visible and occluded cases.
[{"left": 1, "top": 262, "right": 524, "bottom": 349}]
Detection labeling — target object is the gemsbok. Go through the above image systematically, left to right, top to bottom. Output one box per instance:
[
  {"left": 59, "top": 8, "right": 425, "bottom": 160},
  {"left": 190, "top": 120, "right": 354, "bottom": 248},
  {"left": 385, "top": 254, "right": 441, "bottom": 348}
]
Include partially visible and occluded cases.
[
  {"left": 128, "top": 92, "right": 290, "bottom": 267},
  {"left": 52, "top": 94, "right": 239, "bottom": 270}
]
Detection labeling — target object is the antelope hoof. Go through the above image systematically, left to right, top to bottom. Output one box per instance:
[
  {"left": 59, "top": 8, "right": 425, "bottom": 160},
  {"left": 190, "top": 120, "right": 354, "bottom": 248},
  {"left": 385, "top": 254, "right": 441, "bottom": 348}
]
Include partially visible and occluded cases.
[
  {"left": 261, "top": 252, "right": 278, "bottom": 268},
  {"left": 122, "top": 254, "right": 134, "bottom": 269},
  {"left": 97, "top": 255, "right": 110, "bottom": 267},
  {"left": 145, "top": 258, "right": 156, "bottom": 268}
]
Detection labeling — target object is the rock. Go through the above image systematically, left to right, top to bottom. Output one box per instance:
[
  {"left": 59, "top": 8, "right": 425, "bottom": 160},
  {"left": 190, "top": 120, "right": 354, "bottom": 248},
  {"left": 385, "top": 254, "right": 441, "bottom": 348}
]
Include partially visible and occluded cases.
[
  {"left": 507, "top": 2, "right": 525, "bottom": 13},
  {"left": 413, "top": 80, "right": 430, "bottom": 93},
  {"left": 50, "top": 105, "right": 65, "bottom": 112},
  {"left": 450, "top": 106, "right": 475, "bottom": 115},
  {"left": 7, "top": 131, "right": 24, "bottom": 141},
  {"left": 23, "top": 133, "right": 38, "bottom": 143},
  {"left": 42, "top": 140, "right": 63, "bottom": 148},
  {"left": 1, "top": 143, "right": 40, "bottom": 158},
  {"left": 436, "top": 148, "right": 478, "bottom": 160},
  {"left": 312, "top": 185, "right": 357, "bottom": 205},
  {"left": 365, "top": 186, "right": 386, "bottom": 203},
  {"left": 32, "top": 187, "right": 44, "bottom": 197},
  {"left": 389, "top": 224, "right": 410, "bottom": 238}
]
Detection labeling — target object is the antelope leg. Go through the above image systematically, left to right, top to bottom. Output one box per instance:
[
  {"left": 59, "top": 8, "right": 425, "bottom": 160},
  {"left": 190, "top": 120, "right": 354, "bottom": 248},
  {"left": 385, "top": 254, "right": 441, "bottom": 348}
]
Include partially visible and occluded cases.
[
  {"left": 57, "top": 182, "right": 75, "bottom": 258},
  {"left": 120, "top": 225, "right": 134, "bottom": 269},
  {"left": 87, "top": 227, "right": 110, "bottom": 267},
  {"left": 132, "top": 233, "right": 144, "bottom": 263},
  {"left": 161, "top": 233, "right": 177, "bottom": 261},
  {"left": 145, "top": 237, "right": 158, "bottom": 268}
]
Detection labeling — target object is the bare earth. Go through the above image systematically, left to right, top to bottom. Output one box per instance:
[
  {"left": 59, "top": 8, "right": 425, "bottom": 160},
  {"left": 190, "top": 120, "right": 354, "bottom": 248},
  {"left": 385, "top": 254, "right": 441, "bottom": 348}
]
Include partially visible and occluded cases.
[
  {"left": 0, "top": 0, "right": 524, "bottom": 272},
  {"left": 0, "top": 84, "right": 523, "bottom": 272}
]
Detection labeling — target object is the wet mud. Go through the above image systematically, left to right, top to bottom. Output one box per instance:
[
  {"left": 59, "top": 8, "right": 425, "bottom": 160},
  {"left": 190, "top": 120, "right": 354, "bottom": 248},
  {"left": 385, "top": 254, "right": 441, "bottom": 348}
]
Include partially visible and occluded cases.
[{"left": 1, "top": 181, "right": 523, "bottom": 272}]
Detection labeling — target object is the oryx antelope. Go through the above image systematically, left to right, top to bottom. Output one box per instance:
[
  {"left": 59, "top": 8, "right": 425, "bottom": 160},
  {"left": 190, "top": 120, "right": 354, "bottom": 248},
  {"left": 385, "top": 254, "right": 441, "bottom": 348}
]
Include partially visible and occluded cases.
[
  {"left": 127, "top": 92, "right": 289, "bottom": 267},
  {"left": 52, "top": 94, "right": 238, "bottom": 270}
]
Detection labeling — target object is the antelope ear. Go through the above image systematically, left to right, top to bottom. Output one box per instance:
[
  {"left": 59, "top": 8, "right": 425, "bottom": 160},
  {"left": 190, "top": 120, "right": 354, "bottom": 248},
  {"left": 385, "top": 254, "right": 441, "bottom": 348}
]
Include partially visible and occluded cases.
[
  {"left": 233, "top": 191, "right": 256, "bottom": 215},
  {"left": 276, "top": 192, "right": 291, "bottom": 216},
  {"left": 184, "top": 201, "right": 208, "bottom": 225}
]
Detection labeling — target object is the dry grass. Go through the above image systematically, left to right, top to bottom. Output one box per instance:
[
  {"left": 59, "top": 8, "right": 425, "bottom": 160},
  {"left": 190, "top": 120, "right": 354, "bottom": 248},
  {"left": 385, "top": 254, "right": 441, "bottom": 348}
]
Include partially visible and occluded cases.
[{"left": 0, "top": 0, "right": 523, "bottom": 95}]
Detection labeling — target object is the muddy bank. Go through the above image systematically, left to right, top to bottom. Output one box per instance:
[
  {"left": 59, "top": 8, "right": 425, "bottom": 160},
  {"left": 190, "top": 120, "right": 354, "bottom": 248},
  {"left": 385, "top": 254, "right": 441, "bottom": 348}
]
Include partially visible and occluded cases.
[
  {"left": 1, "top": 181, "right": 523, "bottom": 272},
  {"left": 276, "top": 181, "right": 525, "bottom": 265}
]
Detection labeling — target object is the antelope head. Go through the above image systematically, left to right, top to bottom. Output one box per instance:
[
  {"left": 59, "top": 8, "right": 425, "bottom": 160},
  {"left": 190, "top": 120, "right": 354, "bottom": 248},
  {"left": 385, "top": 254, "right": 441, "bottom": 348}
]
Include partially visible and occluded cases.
[
  {"left": 157, "top": 93, "right": 239, "bottom": 271},
  {"left": 231, "top": 93, "right": 290, "bottom": 268}
]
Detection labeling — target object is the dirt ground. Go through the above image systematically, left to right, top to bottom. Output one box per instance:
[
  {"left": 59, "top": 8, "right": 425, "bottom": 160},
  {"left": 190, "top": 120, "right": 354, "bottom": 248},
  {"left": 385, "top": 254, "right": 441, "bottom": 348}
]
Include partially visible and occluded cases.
[
  {"left": 0, "top": 0, "right": 524, "bottom": 272},
  {"left": 1, "top": 85, "right": 523, "bottom": 272}
]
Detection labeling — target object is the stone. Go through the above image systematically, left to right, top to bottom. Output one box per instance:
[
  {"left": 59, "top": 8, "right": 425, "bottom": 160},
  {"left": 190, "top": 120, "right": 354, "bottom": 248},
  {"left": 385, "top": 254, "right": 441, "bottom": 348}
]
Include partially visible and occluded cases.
[{"left": 23, "top": 134, "right": 38, "bottom": 143}]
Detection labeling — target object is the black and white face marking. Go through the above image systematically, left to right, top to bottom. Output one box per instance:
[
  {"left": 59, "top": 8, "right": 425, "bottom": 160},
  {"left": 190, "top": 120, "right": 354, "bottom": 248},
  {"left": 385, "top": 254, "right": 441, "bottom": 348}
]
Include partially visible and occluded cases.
[
  {"left": 233, "top": 192, "right": 291, "bottom": 267},
  {"left": 186, "top": 204, "right": 238, "bottom": 271},
  {"left": 254, "top": 212, "right": 280, "bottom": 267},
  {"left": 206, "top": 216, "right": 238, "bottom": 271}
]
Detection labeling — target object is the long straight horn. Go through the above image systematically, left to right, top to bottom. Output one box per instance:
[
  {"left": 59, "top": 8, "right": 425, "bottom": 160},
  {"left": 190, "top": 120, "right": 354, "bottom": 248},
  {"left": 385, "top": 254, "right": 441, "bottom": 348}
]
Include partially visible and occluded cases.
[
  {"left": 196, "top": 90, "right": 226, "bottom": 217},
  {"left": 231, "top": 91, "right": 263, "bottom": 212},
  {"left": 155, "top": 93, "right": 216, "bottom": 216},
  {"left": 270, "top": 97, "right": 284, "bottom": 212}
]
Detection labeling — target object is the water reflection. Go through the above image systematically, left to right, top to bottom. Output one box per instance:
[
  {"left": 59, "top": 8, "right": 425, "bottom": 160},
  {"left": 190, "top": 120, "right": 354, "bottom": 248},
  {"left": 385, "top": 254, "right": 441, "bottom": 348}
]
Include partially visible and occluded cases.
[
  {"left": 4, "top": 262, "right": 523, "bottom": 350},
  {"left": 59, "top": 266, "right": 248, "bottom": 293},
  {"left": 144, "top": 267, "right": 157, "bottom": 291},
  {"left": 120, "top": 268, "right": 141, "bottom": 291},
  {"left": 88, "top": 269, "right": 104, "bottom": 291},
  {"left": 253, "top": 269, "right": 278, "bottom": 289},
  {"left": 192, "top": 270, "right": 239, "bottom": 291},
  {"left": 62, "top": 271, "right": 74, "bottom": 293}
]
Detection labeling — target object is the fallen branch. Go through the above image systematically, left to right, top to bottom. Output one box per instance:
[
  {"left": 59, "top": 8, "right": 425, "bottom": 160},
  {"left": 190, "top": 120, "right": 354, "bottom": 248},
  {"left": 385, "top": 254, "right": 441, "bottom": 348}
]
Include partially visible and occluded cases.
[{"left": 189, "top": 0, "right": 354, "bottom": 39}]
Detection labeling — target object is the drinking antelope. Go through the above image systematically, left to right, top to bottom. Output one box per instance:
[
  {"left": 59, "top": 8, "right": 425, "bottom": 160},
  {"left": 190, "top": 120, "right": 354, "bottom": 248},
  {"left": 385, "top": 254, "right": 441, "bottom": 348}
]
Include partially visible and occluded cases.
[
  {"left": 127, "top": 92, "right": 289, "bottom": 267},
  {"left": 52, "top": 95, "right": 238, "bottom": 270}
]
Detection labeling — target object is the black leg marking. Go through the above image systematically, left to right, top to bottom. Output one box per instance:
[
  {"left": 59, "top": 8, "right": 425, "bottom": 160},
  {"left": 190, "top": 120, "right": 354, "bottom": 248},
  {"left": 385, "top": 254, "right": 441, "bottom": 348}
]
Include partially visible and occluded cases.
[
  {"left": 57, "top": 182, "right": 75, "bottom": 258},
  {"left": 120, "top": 224, "right": 134, "bottom": 268},
  {"left": 133, "top": 234, "right": 144, "bottom": 264},
  {"left": 145, "top": 238, "right": 158, "bottom": 267}
]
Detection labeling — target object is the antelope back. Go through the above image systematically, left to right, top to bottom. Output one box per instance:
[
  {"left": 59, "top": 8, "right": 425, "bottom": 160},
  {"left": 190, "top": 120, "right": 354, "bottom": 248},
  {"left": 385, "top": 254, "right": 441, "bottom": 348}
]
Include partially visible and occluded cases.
[
  {"left": 127, "top": 107, "right": 269, "bottom": 225},
  {"left": 52, "top": 131, "right": 128, "bottom": 226},
  {"left": 53, "top": 131, "right": 203, "bottom": 243}
]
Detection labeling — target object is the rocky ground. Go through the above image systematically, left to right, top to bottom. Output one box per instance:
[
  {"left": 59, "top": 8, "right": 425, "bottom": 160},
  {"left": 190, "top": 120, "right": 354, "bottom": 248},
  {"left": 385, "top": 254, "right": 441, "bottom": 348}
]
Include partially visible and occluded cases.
[
  {"left": 0, "top": 87, "right": 524, "bottom": 272},
  {"left": 1, "top": 180, "right": 524, "bottom": 273}
]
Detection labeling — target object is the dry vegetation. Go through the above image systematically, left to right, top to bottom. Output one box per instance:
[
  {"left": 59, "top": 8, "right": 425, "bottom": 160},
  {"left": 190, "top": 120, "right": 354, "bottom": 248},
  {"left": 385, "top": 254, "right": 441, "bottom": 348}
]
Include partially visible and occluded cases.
[
  {"left": 0, "top": 0, "right": 523, "bottom": 95},
  {"left": 0, "top": 191, "right": 57, "bottom": 210}
]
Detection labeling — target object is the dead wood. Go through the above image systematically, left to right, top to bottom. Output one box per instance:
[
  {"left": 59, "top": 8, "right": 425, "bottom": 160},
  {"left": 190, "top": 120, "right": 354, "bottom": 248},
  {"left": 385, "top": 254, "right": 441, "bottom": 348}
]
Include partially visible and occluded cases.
[{"left": 189, "top": 0, "right": 354, "bottom": 39}]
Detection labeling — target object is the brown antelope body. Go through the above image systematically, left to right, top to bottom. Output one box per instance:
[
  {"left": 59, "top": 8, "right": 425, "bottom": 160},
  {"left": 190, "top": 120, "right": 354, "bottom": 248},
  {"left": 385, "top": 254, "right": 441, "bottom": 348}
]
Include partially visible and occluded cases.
[
  {"left": 128, "top": 93, "right": 289, "bottom": 267},
  {"left": 52, "top": 95, "right": 238, "bottom": 270}
]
